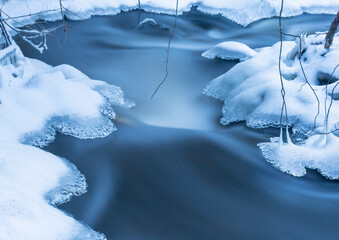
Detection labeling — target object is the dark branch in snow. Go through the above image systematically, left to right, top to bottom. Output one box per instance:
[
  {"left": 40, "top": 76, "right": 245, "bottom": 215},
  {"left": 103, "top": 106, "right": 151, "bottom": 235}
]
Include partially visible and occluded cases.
[
  {"left": 137, "top": 0, "right": 141, "bottom": 25},
  {"left": 151, "top": 0, "right": 178, "bottom": 99},
  {"left": 324, "top": 10, "right": 339, "bottom": 49}
]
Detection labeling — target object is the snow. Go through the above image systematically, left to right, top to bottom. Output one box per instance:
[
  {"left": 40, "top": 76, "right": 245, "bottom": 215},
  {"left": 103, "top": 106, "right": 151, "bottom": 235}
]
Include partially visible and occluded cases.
[
  {"left": 0, "top": 0, "right": 338, "bottom": 238},
  {"left": 1, "top": 0, "right": 338, "bottom": 27},
  {"left": 137, "top": 18, "right": 169, "bottom": 32},
  {"left": 204, "top": 33, "right": 339, "bottom": 179},
  {"left": 202, "top": 41, "right": 257, "bottom": 61},
  {"left": 0, "top": 43, "right": 131, "bottom": 239},
  {"left": 259, "top": 133, "right": 339, "bottom": 179},
  {"left": 0, "top": 143, "right": 106, "bottom": 240}
]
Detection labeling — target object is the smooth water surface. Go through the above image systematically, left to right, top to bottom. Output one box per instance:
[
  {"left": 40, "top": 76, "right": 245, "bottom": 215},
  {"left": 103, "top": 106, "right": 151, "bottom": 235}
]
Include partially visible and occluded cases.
[{"left": 18, "top": 9, "right": 339, "bottom": 240}]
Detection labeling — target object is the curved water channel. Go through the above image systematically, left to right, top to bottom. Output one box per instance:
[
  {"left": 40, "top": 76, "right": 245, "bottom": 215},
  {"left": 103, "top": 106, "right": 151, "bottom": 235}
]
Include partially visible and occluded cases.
[{"left": 18, "top": 8, "right": 339, "bottom": 240}]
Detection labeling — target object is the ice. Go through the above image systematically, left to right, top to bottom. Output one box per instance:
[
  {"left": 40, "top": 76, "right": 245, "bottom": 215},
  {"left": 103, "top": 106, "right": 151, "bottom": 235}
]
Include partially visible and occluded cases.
[
  {"left": 1, "top": 0, "right": 338, "bottom": 28},
  {"left": 204, "top": 33, "right": 339, "bottom": 178},
  {"left": 202, "top": 41, "right": 257, "bottom": 61},
  {"left": 0, "top": 42, "right": 130, "bottom": 239},
  {"left": 259, "top": 133, "right": 339, "bottom": 179}
]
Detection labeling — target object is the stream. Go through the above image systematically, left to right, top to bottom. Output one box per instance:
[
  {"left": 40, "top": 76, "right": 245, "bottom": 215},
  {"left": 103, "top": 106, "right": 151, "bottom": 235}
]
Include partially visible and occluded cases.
[{"left": 18, "top": 8, "right": 339, "bottom": 240}]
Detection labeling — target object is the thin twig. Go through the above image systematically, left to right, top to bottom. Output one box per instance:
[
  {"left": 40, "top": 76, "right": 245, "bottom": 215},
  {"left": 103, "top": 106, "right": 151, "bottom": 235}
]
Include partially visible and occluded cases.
[
  {"left": 24, "top": 0, "right": 32, "bottom": 16},
  {"left": 59, "top": 0, "right": 84, "bottom": 43},
  {"left": 137, "top": 0, "right": 141, "bottom": 25},
  {"left": 151, "top": 0, "right": 179, "bottom": 99},
  {"left": 278, "top": 0, "right": 289, "bottom": 143},
  {"left": 0, "top": 9, "right": 60, "bottom": 53},
  {"left": 2, "top": 9, "right": 60, "bottom": 20},
  {"left": 279, "top": 14, "right": 321, "bottom": 137},
  {"left": 324, "top": 64, "right": 339, "bottom": 133},
  {"left": 324, "top": 68, "right": 339, "bottom": 135}
]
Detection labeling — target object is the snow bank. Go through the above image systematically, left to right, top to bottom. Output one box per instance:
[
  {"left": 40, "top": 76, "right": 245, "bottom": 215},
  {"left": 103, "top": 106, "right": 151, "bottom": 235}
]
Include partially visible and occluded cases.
[
  {"left": 1, "top": 0, "right": 338, "bottom": 27},
  {"left": 204, "top": 33, "right": 339, "bottom": 179},
  {"left": 202, "top": 41, "right": 257, "bottom": 61},
  {"left": 0, "top": 43, "right": 131, "bottom": 239}
]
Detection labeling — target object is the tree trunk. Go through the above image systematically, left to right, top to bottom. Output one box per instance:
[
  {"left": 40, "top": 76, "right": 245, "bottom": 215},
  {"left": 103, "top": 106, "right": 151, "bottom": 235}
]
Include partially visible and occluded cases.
[{"left": 324, "top": 10, "right": 339, "bottom": 49}]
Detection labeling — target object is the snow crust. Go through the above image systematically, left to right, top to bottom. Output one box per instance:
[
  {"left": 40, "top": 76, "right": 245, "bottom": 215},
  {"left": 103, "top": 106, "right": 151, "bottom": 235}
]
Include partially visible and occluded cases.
[
  {"left": 1, "top": 0, "right": 338, "bottom": 27},
  {"left": 204, "top": 34, "right": 339, "bottom": 179},
  {"left": 202, "top": 41, "right": 257, "bottom": 61},
  {"left": 0, "top": 43, "right": 130, "bottom": 239}
]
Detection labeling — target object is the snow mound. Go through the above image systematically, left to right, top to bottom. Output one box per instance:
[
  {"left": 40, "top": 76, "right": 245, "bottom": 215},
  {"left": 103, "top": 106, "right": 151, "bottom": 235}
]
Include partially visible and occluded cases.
[
  {"left": 1, "top": 0, "right": 338, "bottom": 27},
  {"left": 137, "top": 18, "right": 169, "bottom": 32},
  {"left": 204, "top": 33, "right": 339, "bottom": 178},
  {"left": 202, "top": 41, "right": 257, "bottom": 61},
  {"left": 0, "top": 43, "right": 130, "bottom": 239},
  {"left": 0, "top": 47, "right": 131, "bottom": 146}
]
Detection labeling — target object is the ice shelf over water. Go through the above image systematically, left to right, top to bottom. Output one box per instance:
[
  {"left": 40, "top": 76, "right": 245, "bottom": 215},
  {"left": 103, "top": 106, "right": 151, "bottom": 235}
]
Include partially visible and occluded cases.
[
  {"left": 1, "top": 0, "right": 338, "bottom": 27},
  {"left": 203, "top": 34, "right": 339, "bottom": 179},
  {"left": 0, "top": 43, "right": 131, "bottom": 239}
]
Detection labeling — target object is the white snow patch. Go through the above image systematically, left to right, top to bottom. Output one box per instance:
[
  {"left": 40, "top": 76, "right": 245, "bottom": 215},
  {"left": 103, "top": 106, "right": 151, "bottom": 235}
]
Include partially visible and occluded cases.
[
  {"left": 1, "top": 0, "right": 338, "bottom": 27},
  {"left": 204, "top": 33, "right": 339, "bottom": 179},
  {"left": 202, "top": 41, "right": 257, "bottom": 61},
  {"left": 0, "top": 43, "right": 131, "bottom": 239},
  {"left": 259, "top": 133, "right": 339, "bottom": 179},
  {"left": 0, "top": 143, "right": 106, "bottom": 240}
]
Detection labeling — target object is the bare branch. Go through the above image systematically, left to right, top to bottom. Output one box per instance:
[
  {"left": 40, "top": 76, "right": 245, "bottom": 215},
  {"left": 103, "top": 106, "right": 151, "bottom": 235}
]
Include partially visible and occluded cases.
[
  {"left": 137, "top": 0, "right": 141, "bottom": 25},
  {"left": 151, "top": 0, "right": 179, "bottom": 99},
  {"left": 278, "top": 0, "right": 290, "bottom": 143},
  {"left": 279, "top": 0, "right": 322, "bottom": 139},
  {"left": 0, "top": 9, "right": 61, "bottom": 53},
  {"left": 2, "top": 9, "right": 60, "bottom": 21},
  {"left": 324, "top": 10, "right": 339, "bottom": 49},
  {"left": 324, "top": 65, "right": 339, "bottom": 135}
]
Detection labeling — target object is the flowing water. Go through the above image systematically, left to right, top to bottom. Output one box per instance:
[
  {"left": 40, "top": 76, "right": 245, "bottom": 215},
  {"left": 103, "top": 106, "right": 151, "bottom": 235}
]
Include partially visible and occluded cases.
[{"left": 18, "top": 9, "right": 339, "bottom": 240}]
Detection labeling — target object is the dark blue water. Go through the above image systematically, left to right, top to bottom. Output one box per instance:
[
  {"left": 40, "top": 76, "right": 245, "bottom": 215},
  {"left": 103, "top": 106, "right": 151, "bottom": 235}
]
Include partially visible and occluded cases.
[{"left": 18, "top": 9, "right": 339, "bottom": 240}]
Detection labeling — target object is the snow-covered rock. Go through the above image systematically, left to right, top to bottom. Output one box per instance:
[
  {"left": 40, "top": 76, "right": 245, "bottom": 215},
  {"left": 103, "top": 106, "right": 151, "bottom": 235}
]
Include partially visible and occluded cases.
[
  {"left": 137, "top": 18, "right": 169, "bottom": 32},
  {"left": 204, "top": 33, "right": 339, "bottom": 179},
  {"left": 202, "top": 41, "right": 257, "bottom": 61}
]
